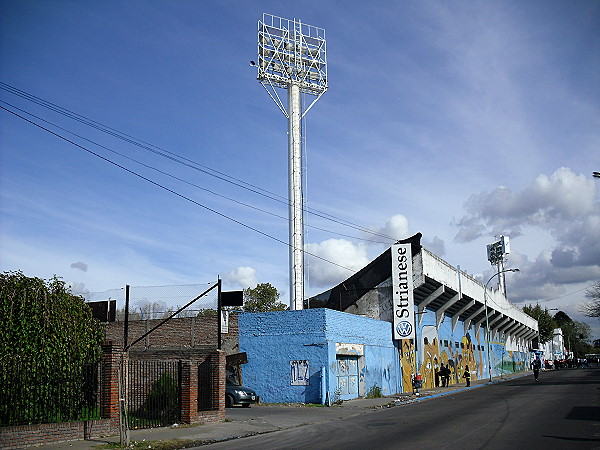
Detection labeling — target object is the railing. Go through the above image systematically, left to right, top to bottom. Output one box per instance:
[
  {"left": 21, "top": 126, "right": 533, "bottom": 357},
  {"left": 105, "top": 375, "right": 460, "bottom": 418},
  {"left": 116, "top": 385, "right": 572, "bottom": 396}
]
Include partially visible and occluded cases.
[
  {"left": 0, "top": 359, "right": 100, "bottom": 426},
  {"left": 126, "top": 360, "right": 181, "bottom": 429}
]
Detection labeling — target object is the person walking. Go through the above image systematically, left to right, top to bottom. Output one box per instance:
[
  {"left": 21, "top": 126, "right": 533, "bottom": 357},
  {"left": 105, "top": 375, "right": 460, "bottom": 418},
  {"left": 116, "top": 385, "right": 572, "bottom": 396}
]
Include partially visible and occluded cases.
[
  {"left": 532, "top": 357, "right": 541, "bottom": 382},
  {"left": 439, "top": 363, "right": 446, "bottom": 387},
  {"left": 443, "top": 364, "right": 451, "bottom": 387},
  {"left": 463, "top": 365, "right": 471, "bottom": 387}
]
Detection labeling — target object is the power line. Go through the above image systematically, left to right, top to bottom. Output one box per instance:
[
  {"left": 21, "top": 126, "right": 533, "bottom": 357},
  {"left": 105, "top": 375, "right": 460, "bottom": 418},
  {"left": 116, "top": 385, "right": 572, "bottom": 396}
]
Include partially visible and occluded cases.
[
  {"left": 0, "top": 82, "right": 398, "bottom": 242},
  {"left": 0, "top": 99, "right": 389, "bottom": 245},
  {"left": 1, "top": 104, "right": 360, "bottom": 273},
  {"left": 536, "top": 286, "right": 590, "bottom": 303}
]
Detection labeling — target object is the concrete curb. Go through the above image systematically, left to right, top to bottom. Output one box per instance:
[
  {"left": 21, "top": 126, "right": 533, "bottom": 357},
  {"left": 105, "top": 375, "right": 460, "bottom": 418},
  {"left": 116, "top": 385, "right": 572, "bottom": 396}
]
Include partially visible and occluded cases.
[{"left": 38, "top": 371, "right": 533, "bottom": 449}]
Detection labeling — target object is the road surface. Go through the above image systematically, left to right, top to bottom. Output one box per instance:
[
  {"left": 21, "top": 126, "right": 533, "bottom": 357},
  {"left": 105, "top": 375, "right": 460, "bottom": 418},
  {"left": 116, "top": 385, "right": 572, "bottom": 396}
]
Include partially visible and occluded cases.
[{"left": 205, "top": 368, "right": 600, "bottom": 449}]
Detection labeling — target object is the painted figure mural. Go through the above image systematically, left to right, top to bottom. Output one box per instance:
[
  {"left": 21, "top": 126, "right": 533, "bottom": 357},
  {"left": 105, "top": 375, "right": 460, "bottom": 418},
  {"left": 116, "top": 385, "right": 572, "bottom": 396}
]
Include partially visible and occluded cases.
[
  {"left": 401, "top": 320, "right": 530, "bottom": 393},
  {"left": 399, "top": 339, "right": 415, "bottom": 391}
]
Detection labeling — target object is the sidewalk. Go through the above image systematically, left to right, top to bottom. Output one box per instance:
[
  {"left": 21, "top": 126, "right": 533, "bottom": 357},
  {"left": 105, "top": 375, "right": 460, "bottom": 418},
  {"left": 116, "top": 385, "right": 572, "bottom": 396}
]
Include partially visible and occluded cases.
[{"left": 39, "top": 371, "right": 530, "bottom": 449}]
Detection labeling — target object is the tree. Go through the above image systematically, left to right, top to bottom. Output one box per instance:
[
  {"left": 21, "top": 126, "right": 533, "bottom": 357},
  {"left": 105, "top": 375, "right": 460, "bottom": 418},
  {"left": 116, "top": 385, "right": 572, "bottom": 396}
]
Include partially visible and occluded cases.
[
  {"left": 0, "top": 271, "right": 104, "bottom": 425},
  {"left": 579, "top": 281, "right": 600, "bottom": 318},
  {"left": 243, "top": 283, "right": 288, "bottom": 313},
  {"left": 522, "top": 304, "right": 557, "bottom": 344},
  {"left": 553, "top": 311, "right": 592, "bottom": 357}
]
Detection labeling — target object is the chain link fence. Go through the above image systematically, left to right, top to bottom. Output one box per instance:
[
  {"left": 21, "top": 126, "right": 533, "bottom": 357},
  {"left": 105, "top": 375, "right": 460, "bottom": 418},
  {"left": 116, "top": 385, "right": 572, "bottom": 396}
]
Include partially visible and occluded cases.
[{"left": 81, "top": 283, "right": 220, "bottom": 320}]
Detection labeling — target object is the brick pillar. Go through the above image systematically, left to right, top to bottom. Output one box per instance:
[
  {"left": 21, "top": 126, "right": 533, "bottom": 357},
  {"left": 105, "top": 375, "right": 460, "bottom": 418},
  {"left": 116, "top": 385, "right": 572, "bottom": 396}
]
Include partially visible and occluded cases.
[
  {"left": 100, "top": 341, "right": 122, "bottom": 422},
  {"left": 211, "top": 350, "right": 226, "bottom": 411},
  {"left": 180, "top": 360, "right": 198, "bottom": 424}
]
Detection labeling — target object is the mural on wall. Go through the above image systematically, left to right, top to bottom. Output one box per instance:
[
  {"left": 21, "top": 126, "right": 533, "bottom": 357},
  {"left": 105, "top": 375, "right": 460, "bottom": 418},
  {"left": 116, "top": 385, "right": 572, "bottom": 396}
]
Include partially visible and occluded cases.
[
  {"left": 403, "top": 321, "right": 531, "bottom": 393},
  {"left": 414, "top": 325, "right": 480, "bottom": 390},
  {"left": 421, "top": 326, "right": 441, "bottom": 388},
  {"left": 460, "top": 334, "right": 478, "bottom": 382},
  {"left": 399, "top": 338, "right": 415, "bottom": 391}
]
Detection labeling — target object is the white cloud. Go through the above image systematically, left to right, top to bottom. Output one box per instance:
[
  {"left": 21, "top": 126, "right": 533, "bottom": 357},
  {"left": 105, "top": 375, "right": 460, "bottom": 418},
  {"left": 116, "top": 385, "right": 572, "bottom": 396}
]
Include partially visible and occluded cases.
[
  {"left": 455, "top": 167, "right": 600, "bottom": 300},
  {"left": 457, "top": 168, "right": 597, "bottom": 236},
  {"left": 377, "top": 214, "right": 411, "bottom": 241},
  {"left": 306, "top": 215, "right": 446, "bottom": 288},
  {"left": 306, "top": 239, "right": 370, "bottom": 288},
  {"left": 223, "top": 266, "right": 257, "bottom": 289},
  {"left": 66, "top": 281, "right": 89, "bottom": 296}
]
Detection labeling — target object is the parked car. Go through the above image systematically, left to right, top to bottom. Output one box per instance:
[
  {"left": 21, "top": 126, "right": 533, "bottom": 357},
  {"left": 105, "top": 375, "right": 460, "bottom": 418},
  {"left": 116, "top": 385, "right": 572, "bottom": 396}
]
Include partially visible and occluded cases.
[{"left": 225, "top": 383, "right": 259, "bottom": 408}]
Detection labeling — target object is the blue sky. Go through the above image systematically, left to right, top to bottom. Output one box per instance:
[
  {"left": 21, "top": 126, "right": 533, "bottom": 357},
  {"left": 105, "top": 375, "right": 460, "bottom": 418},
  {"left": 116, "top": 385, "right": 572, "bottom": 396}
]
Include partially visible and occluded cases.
[{"left": 1, "top": 1, "right": 599, "bottom": 337}]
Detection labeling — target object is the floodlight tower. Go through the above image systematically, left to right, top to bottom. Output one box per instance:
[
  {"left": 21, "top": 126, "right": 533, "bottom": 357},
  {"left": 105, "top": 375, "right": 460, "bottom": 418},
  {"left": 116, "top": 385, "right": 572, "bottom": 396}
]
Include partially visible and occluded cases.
[
  {"left": 254, "top": 14, "right": 328, "bottom": 310},
  {"left": 486, "top": 235, "right": 510, "bottom": 296}
]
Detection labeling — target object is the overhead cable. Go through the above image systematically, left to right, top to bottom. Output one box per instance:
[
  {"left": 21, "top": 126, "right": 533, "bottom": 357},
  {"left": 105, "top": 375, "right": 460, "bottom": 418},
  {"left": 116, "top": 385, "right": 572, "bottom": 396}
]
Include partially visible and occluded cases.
[
  {"left": 0, "top": 82, "right": 398, "bottom": 242},
  {"left": 1, "top": 100, "right": 389, "bottom": 245},
  {"left": 1, "top": 104, "right": 359, "bottom": 273}
]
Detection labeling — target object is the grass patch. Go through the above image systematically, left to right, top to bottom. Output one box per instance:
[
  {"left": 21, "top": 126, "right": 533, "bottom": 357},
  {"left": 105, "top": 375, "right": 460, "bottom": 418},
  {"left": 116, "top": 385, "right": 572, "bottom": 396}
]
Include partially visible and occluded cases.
[{"left": 99, "top": 438, "right": 196, "bottom": 450}]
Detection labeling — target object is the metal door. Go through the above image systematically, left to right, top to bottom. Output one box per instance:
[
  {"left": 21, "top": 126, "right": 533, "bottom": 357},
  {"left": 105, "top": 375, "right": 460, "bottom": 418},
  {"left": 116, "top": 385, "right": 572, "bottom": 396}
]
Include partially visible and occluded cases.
[{"left": 336, "top": 355, "right": 359, "bottom": 400}]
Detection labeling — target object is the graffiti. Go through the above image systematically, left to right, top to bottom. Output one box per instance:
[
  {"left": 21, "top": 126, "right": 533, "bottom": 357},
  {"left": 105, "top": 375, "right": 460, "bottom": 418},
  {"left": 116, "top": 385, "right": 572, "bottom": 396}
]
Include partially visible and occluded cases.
[
  {"left": 421, "top": 327, "right": 440, "bottom": 388},
  {"left": 461, "top": 334, "right": 478, "bottom": 380},
  {"left": 399, "top": 339, "right": 415, "bottom": 391},
  {"left": 290, "top": 360, "right": 309, "bottom": 386}
]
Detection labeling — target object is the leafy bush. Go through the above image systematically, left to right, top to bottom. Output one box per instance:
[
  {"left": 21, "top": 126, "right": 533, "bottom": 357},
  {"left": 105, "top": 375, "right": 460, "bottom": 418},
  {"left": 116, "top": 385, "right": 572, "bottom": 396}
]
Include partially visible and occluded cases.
[
  {"left": 0, "top": 271, "right": 104, "bottom": 425},
  {"left": 132, "top": 371, "right": 180, "bottom": 427},
  {"left": 366, "top": 384, "right": 383, "bottom": 398}
]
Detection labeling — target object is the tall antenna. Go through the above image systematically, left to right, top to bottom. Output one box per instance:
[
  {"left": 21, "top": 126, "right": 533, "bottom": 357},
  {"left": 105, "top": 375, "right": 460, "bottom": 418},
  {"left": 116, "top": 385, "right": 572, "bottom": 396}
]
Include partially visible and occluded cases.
[{"left": 254, "top": 14, "right": 328, "bottom": 310}]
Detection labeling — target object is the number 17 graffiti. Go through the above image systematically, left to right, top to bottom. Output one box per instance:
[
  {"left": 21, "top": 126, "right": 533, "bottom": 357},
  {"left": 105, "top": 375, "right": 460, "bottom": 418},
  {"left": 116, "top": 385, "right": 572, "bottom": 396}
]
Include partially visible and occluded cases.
[{"left": 290, "top": 360, "right": 310, "bottom": 386}]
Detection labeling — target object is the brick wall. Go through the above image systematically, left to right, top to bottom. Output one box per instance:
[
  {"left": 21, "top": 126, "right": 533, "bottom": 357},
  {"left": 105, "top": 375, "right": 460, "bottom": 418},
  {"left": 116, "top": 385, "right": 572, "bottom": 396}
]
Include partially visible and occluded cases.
[
  {"left": 104, "top": 314, "right": 239, "bottom": 353},
  {"left": 126, "top": 348, "right": 225, "bottom": 425},
  {"left": 179, "top": 350, "right": 225, "bottom": 424},
  {"left": 0, "top": 419, "right": 118, "bottom": 449}
]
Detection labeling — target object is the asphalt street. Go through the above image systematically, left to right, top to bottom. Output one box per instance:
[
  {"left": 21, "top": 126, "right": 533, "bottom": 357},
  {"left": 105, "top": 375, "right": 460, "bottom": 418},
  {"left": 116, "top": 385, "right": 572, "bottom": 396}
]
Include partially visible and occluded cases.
[{"left": 203, "top": 368, "right": 600, "bottom": 450}]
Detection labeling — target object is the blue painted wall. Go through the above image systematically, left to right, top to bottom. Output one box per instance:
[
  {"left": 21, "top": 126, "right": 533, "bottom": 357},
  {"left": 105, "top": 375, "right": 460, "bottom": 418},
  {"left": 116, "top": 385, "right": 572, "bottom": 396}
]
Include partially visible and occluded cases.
[{"left": 239, "top": 308, "right": 402, "bottom": 404}]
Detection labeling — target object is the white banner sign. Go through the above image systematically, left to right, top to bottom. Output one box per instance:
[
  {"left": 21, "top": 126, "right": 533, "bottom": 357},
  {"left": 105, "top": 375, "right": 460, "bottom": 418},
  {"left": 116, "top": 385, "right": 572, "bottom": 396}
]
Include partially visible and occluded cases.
[
  {"left": 391, "top": 243, "right": 415, "bottom": 340},
  {"left": 221, "top": 310, "right": 229, "bottom": 334},
  {"left": 290, "top": 360, "right": 310, "bottom": 385}
]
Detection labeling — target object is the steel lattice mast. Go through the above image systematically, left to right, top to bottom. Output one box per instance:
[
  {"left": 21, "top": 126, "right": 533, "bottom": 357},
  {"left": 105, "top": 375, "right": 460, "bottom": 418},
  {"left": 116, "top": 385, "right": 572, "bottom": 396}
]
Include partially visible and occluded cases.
[{"left": 254, "top": 14, "right": 328, "bottom": 310}]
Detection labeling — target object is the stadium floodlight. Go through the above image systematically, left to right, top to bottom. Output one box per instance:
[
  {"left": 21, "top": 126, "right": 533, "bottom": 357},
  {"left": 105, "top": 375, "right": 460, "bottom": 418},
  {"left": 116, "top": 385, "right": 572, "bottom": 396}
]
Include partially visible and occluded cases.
[
  {"left": 255, "top": 14, "right": 328, "bottom": 310},
  {"left": 486, "top": 235, "right": 509, "bottom": 266},
  {"left": 486, "top": 235, "right": 511, "bottom": 297}
]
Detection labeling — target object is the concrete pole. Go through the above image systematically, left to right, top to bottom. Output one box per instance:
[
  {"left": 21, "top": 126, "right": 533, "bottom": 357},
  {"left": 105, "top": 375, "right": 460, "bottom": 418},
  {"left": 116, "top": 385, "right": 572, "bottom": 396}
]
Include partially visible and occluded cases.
[{"left": 288, "top": 81, "right": 304, "bottom": 310}]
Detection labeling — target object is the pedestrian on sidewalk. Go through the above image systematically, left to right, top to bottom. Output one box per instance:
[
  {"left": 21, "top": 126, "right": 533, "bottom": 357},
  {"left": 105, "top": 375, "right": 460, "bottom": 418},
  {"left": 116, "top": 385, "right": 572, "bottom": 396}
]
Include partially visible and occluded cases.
[
  {"left": 532, "top": 358, "right": 541, "bottom": 382},
  {"left": 439, "top": 363, "right": 446, "bottom": 387},
  {"left": 443, "top": 363, "right": 451, "bottom": 387},
  {"left": 463, "top": 365, "right": 471, "bottom": 387}
]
